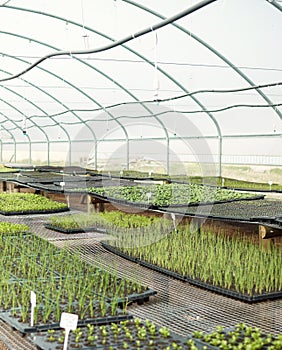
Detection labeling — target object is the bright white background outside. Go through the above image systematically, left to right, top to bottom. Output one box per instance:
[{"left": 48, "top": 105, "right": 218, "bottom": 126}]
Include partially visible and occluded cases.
[{"left": 0, "top": 0, "right": 281, "bottom": 169}]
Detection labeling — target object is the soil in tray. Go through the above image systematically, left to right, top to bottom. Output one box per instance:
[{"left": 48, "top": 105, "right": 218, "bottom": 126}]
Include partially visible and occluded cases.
[{"left": 30, "top": 318, "right": 193, "bottom": 350}]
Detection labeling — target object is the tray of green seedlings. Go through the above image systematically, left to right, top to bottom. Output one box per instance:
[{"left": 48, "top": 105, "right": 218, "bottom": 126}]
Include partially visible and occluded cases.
[
  {"left": 0, "top": 165, "right": 19, "bottom": 173},
  {"left": 117, "top": 170, "right": 170, "bottom": 181},
  {"left": 170, "top": 175, "right": 282, "bottom": 192},
  {"left": 219, "top": 177, "right": 282, "bottom": 193},
  {"left": 70, "top": 178, "right": 137, "bottom": 193},
  {"left": 50, "top": 181, "right": 94, "bottom": 193},
  {"left": 89, "top": 183, "right": 263, "bottom": 208},
  {"left": 0, "top": 193, "right": 68, "bottom": 215},
  {"left": 45, "top": 210, "right": 166, "bottom": 234},
  {"left": 0, "top": 221, "right": 30, "bottom": 236},
  {"left": 102, "top": 224, "right": 282, "bottom": 302},
  {"left": 0, "top": 233, "right": 155, "bottom": 333},
  {"left": 0, "top": 295, "right": 133, "bottom": 334},
  {"left": 29, "top": 318, "right": 197, "bottom": 350},
  {"left": 191, "top": 324, "right": 282, "bottom": 349}
]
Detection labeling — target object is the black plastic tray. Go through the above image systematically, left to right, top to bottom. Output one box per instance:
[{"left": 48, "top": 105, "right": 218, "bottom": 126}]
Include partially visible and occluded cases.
[
  {"left": 89, "top": 192, "right": 265, "bottom": 210},
  {"left": 0, "top": 207, "right": 69, "bottom": 216},
  {"left": 44, "top": 224, "right": 99, "bottom": 234},
  {"left": 102, "top": 242, "right": 282, "bottom": 303},
  {"left": 104, "top": 288, "right": 157, "bottom": 307},
  {"left": 0, "top": 310, "right": 132, "bottom": 334},
  {"left": 29, "top": 318, "right": 192, "bottom": 350}
]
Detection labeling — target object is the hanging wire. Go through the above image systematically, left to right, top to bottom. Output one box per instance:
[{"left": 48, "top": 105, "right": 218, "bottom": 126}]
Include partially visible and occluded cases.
[
  {"left": 0, "top": 0, "right": 218, "bottom": 82},
  {"left": 1, "top": 0, "right": 12, "bottom": 5},
  {"left": 81, "top": 0, "right": 89, "bottom": 50},
  {"left": 64, "top": 21, "right": 70, "bottom": 53},
  {"left": 153, "top": 31, "right": 160, "bottom": 100},
  {"left": 6, "top": 54, "right": 282, "bottom": 72},
  {"left": 16, "top": 79, "right": 282, "bottom": 121},
  {"left": 21, "top": 101, "right": 282, "bottom": 127},
  {"left": 22, "top": 115, "right": 27, "bottom": 135}
]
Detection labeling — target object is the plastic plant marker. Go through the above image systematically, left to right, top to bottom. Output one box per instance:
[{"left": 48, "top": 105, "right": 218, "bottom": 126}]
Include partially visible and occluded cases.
[
  {"left": 60, "top": 182, "right": 65, "bottom": 188},
  {"left": 146, "top": 192, "right": 152, "bottom": 205},
  {"left": 66, "top": 194, "right": 70, "bottom": 208},
  {"left": 171, "top": 213, "right": 177, "bottom": 231},
  {"left": 30, "top": 291, "right": 36, "bottom": 327},
  {"left": 60, "top": 312, "right": 78, "bottom": 350}
]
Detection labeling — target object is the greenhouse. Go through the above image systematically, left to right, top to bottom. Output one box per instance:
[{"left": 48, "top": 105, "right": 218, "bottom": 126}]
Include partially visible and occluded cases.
[{"left": 0, "top": 0, "right": 281, "bottom": 349}]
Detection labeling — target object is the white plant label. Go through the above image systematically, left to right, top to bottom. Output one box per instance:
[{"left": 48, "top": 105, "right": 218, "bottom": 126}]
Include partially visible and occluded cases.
[
  {"left": 59, "top": 181, "right": 65, "bottom": 187},
  {"left": 268, "top": 181, "right": 273, "bottom": 189},
  {"left": 66, "top": 194, "right": 70, "bottom": 208},
  {"left": 171, "top": 213, "right": 177, "bottom": 231},
  {"left": 30, "top": 290, "right": 36, "bottom": 305},
  {"left": 30, "top": 291, "right": 36, "bottom": 327},
  {"left": 60, "top": 312, "right": 78, "bottom": 350},
  {"left": 60, "top": 312, "right": 78, "bottom": 330}
]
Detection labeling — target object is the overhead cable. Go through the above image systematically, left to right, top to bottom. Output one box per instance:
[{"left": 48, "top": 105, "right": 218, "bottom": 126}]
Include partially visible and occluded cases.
[
  {"left": 0, "top": 0, "right": 217, "bottom": 83},
  {"left": 9, "top": 55, "right": 282, "bottom": 73},
  {"left": 15, "top": 79, "right": 282, "bottom": 120},
  {"left": 20, "top": 101, "right": 282, "bottom": 124}
]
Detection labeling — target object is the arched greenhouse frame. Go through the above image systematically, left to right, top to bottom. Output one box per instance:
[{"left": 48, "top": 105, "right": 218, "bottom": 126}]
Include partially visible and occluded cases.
[{"left": 0, "top": 1, "right": 281, "bottom": 349}]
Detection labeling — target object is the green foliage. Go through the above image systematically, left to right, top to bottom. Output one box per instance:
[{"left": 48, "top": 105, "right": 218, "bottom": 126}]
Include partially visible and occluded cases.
[
  {"left": 89, "top": 183, "right": 257, "bottom": 206},
  {"left": 0, "top": 193, "right": 67, "bottom": 213},
  {"left": 49, "top": 211, "right": 161, "bottom": 230},
  {"left": 0, "top": 221, "right": 30, "bottom": 235},
  {"left": 112, "top": 227, "right": 282, "bottom": 295},
  {"left": 0, "top": 233, "right": 146, "bottom": 322},
  {"left": 40, "top": 319, "right": 198, "bottom": 349},
  {"left": 193, "top": 323, "right": 282, "bottom": 349}
]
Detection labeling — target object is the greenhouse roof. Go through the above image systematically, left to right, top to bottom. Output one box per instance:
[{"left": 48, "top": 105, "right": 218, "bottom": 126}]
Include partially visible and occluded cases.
[{"left": 0, "top": 0, "right": 281, "bottom": 172}]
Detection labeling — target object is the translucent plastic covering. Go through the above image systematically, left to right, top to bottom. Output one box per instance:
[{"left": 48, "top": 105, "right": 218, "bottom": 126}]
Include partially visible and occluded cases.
[{"left": 0, "top": 0, "right": 281, "bottom": 174}]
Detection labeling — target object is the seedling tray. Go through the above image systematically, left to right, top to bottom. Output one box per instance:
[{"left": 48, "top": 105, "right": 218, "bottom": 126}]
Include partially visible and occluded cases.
[
  {"left": 26, "top": 183, "right": 65, "bottom": 193},
  {"left": 90, "top": 193, "right": 264, "bottom": 210},
  {"left": 165, "top": 198, "right": 282, "bottom": 222},
  {"left": 0, "top": 207, "right": 69, "bottom": 216},
  {"left": 44, "top": 223, "right": 110, "bottom": 235},
  {"left": 44, "top": 224, "right": 100, "bottom": 234},
  {"left": 102, "top": 242, "right": 282, "bottom": 303},
  {"left": 104, "top": 288, "right": 157, "bottom": 307},
  {"left": 0, "top": 309, "right": 132, "bottom": 334},
  {"left": 29, "top": 318, "right": 192, "bottom": 350},
  {"left": 190, "top": 325, "right": 282, "bottom": 349}
]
